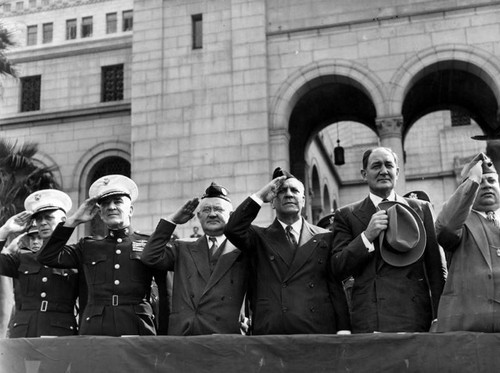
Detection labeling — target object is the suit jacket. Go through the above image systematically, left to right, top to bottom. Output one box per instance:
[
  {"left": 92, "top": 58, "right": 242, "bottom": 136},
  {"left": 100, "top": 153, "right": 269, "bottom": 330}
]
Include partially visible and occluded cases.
[
  {"left": 435, "top": 179, "right": 500, "bottom": 332},
  {"left": 332, "top": 195, "right": 446, "bottom": 333},
  {"left": 224, "top": 197, "right": 350, "bottom": 335},
  {"left": 141, "top": 219, "right": 248, "bottom": 336}
]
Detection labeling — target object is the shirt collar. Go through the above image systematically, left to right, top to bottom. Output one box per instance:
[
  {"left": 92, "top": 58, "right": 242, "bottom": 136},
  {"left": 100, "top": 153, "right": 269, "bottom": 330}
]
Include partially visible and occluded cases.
[
  {"left": 369, "top": 191, "right": 397, "bottom": 207},
  {"left": 474, "top": 208, "right": 500, "bottom": 219},
  {"left": 277, "top": 218, "right": 303, "bottom": 238},
  {"left": 206, "top": 234, "right": 225, "bottom": 246}
]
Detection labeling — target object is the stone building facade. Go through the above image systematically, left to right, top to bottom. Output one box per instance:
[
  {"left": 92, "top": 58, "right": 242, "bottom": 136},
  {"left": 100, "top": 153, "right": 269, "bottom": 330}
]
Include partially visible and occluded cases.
[{"left": 0, "top": 0, "right": 498, "bottom": 238}]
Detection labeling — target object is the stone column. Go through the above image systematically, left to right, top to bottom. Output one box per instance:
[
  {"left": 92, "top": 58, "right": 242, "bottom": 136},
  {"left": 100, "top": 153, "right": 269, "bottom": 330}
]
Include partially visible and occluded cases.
[
  {"left": 375, "top": 116, "right": 406, "bottom": 194},
  {"left": 486, "top": 140, "right": 500, "bottom": 173}
]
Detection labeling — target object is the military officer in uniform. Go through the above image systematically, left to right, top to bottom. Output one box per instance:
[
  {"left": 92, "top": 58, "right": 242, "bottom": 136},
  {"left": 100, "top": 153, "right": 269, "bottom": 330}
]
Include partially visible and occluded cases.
[
  {"left": 37, "top": 175, "right": 160, "bottom": 336},
  {"left": 0, "top": 190, "right": 79, "bottom": 338}
]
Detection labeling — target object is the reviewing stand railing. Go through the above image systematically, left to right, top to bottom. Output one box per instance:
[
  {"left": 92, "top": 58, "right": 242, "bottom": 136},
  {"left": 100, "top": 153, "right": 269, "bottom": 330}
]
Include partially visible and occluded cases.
[{"left": 1, "top": 332, "right": 499, "bottom": 373}]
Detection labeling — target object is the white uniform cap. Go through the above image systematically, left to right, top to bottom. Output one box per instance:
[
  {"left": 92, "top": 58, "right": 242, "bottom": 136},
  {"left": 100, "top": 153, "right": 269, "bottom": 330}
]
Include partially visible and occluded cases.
[
  {"left": 89, "top": 174, "right": 138, "bottom": 202},
  {"left": 24, "top": 189, "right": 72, "bottom": 215}
]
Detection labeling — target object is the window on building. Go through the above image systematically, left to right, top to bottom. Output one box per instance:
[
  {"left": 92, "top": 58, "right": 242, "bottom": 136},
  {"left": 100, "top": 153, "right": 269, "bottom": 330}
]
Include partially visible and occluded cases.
[
  {"left": 29, "top": 0, "right": 37, "bottom": 8},
  {"left": 42, "top": 0, "right": 49, "bottom": 5},
  {"left": 15, "top": 2, "right": 23, "bottom": 11},
  {"left": 3, "top": 3, "right": 11, "bottom": 12},
  {"left": 122, "top": 10, "right": 133, "bottom": 31},
  {"left": 106, "top": 13, "right": 117, "bottom": 34},
  {"left": 192, "top": 14, "right": 202, "bottom": 49},
  {"left": 81, "top": 16, "right": 93, "bottom": 38},
  {"left": 66, "top": 19, "right": 77, "bottom": 40},
  {"left": 42, "top": 23, "right": 53, "bottom": 43},
  {"left": 27, "top": 25, "right": 37, "bottom": 46},
  {"left": 101, "top": 64, "right": 124, "bottom": 102},
  {"left": 20, "top": 75, "right": 41, "bottom": 112},
  {"left": 451, "top": 110, "right": 471, "bottom": 127}
]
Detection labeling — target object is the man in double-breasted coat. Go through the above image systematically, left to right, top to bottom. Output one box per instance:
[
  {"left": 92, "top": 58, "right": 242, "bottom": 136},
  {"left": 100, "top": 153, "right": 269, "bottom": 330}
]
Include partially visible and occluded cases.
[
  {"left": 331, "top": 147, "right": 446, "bottom": 333},
  {"left": 435, "top": 153, "right": 500, "bottom": 332},
  {"left": 224, "top": 168, "right": 350, "bottom": 335},
  {"left": 141, "top": 183, "right": 249, "bottom": 335}
]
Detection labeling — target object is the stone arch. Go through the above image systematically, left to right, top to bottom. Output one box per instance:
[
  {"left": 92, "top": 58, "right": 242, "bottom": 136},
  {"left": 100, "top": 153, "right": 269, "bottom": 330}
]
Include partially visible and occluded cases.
[
  {"left": 389, "top": 44, "right": 500, "bottom": 118},
  {"left": 270, "top": 59, "right": 388, "bottom": 134},
  {"left": 72, "top": 140, "right": 131, "bottom": 203},
  {"left": 71, "top": 141, "right": 131, "bottom": 237},
  {"left": 33, "top": 151, "right": 64, "bottom": 189}
]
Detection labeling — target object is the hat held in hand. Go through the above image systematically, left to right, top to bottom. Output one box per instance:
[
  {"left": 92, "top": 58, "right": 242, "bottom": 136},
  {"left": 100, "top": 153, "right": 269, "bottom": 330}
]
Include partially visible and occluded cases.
[{"left": 378, "top": 201, "right": 426, "bottom": 267}]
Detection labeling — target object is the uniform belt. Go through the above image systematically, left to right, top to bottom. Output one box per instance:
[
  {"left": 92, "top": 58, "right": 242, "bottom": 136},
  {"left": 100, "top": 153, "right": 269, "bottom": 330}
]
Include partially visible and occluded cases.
[
  {"left": 92, "top": 295, "right": 146, "bottom": 306},
  {"left": 21, "top": 301, "right": 74, "bottom": 313}
]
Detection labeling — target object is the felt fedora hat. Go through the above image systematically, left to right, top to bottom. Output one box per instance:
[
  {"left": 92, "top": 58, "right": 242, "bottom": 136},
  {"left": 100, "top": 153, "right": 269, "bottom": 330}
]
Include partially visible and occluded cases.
[{"left": 378, "top": 201, "right": 426, "bottom": 267}]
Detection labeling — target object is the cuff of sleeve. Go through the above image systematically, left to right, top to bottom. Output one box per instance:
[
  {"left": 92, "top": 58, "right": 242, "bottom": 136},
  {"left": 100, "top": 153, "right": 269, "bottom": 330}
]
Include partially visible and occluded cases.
[
  {"left": 250, "top": 194, "right": 264, "bottom": 206},
  {"left": 361, "top": 232, "right": 375, "bottom": 252},
  {"left": 336, "top": 330, "right": 352, "bottom": 335}
]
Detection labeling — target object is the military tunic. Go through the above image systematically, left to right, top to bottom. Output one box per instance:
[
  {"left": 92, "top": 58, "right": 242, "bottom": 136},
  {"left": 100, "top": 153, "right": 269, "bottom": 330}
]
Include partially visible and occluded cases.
[
  {"left": 37, "top": 223, "right": 158, "bottom": 336},
  {"left": 0, "top": 241, "right": 78, "bottom": 338}
]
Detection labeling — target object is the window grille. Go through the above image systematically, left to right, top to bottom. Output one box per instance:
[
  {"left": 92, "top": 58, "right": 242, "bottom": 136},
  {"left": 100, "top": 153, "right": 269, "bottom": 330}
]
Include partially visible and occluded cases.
[
  {"left": 101, "top": 64, "right": 124, "bottom": 102},
  {"left": 20, "top": 75, "right": 41, "bottom": 112}
]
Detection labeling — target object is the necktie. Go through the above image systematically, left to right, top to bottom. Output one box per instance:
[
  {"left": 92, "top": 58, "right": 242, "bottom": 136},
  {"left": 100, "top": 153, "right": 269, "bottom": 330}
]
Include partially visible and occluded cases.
[
  {"left": 487, "top": 211, "right": 500, "bottom": 228},
  {"left": 285, "top": 225, "right": 298, "bottom": 249},
  {"left": 209, "top": 236, "right": 219, "bottom": 257}
]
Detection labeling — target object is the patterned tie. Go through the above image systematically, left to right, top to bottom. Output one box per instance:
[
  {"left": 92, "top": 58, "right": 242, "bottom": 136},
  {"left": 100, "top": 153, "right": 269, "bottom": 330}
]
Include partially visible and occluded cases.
[
  {"left": 487, "top": 211, "right": 500, "bottom": 228},
  {"left": 285, "top": 225, "right": 298, "bottom": 249},
  {"left": 209, "top": 236, "right": 219, "bottom": 257}
]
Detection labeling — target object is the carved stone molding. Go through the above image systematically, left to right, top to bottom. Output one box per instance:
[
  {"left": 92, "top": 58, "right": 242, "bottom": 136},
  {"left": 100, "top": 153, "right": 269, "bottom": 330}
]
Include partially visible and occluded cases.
[{"left": 375, "top": 117, "right": 403, "bottom": 139}]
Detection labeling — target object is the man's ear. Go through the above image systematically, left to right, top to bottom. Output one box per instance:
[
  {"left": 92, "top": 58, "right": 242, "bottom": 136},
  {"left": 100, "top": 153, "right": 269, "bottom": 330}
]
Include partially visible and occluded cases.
[
  {"left": 360, "top": 169, "right": 367, "bottom": 181},
  {"left": 129, "top": 205, "right": 134, "bottom": 217},
  {"left": 61, "top": 216, "right": 67, "bottom": 223}
]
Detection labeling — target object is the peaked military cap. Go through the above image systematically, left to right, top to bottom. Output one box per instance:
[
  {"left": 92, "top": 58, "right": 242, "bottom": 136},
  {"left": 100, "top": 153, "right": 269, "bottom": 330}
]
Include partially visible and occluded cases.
[
  {"left": 89, "top": 175, "right": 138, "bottom": 203},
  {"left": 201, "top": 182, "right": 231, "bottom": 202},
  {"left": 24, "top": 189, "right": 72, "bottom": 215},
  {"left": 27, "top": 224, "right": 39, "bottom": 236}
]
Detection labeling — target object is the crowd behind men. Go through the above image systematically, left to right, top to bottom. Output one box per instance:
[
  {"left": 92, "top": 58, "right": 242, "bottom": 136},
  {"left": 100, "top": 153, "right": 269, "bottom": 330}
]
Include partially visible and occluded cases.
[{"left": 1, "top": 146, "right": 499, "bottom": 337}]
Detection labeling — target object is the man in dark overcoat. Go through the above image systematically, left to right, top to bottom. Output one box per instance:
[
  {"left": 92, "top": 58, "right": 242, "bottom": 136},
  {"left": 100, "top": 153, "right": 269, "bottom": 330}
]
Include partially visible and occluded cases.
[
  {"left": 331, "top": 147, "right": 446, "bottom": 333},
  {"left": 224, "top": 169, "right": 350, "bottom": 335}
]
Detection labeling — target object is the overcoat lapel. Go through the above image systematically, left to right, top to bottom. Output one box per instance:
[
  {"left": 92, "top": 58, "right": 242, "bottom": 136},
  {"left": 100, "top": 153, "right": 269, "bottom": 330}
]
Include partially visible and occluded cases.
[
  {"left": 353, "top": 197, "right": 377, "bottom": 228},
  {"left": 468, "top": 212, "right": 493, "bottom": 271},
  {"left": 267, "top": 220, "right": 294, "bottom": 266},
  {"left": 188, "top": 236, "right": 211, "bottom": 284},
  {"left": 202, "top": 239, "right": 241, "bottom": 296}
]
